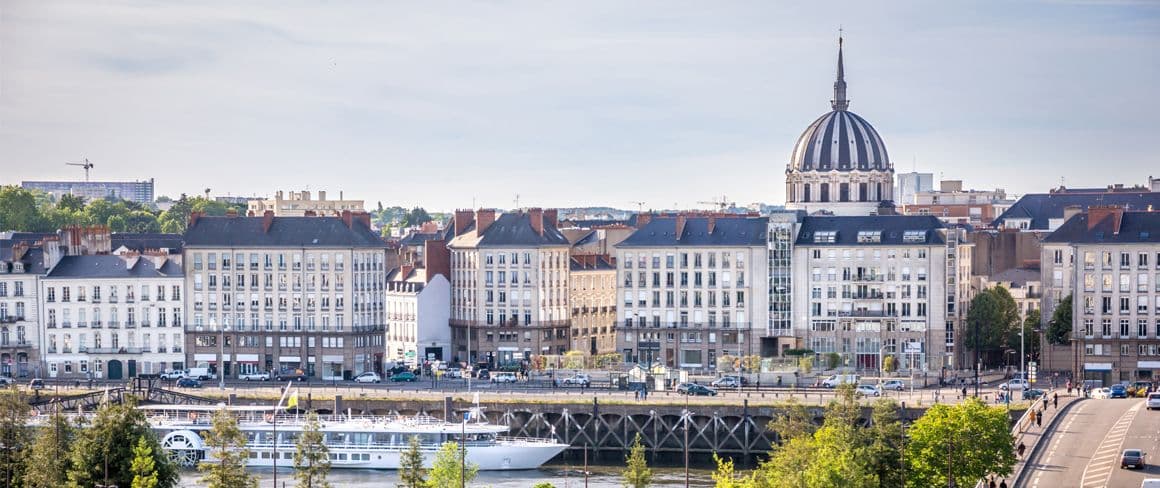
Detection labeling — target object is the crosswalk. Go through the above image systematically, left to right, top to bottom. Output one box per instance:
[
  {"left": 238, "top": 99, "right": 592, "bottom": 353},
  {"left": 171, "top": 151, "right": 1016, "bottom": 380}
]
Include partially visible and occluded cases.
[{"left": 1079, "top": 402, "right": 1141, "bottom": 487}]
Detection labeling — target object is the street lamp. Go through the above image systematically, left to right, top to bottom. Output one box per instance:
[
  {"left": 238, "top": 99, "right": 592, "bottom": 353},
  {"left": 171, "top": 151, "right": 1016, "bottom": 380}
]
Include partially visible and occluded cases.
[{"left": 217, "top": 323, "right": 230, "bottom": 390}]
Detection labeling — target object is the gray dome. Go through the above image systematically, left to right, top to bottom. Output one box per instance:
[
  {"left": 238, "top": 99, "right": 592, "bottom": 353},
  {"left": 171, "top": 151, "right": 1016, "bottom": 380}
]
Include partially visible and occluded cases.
[{"left": 789, "top": 110, "right": 890, "bottom": 172}]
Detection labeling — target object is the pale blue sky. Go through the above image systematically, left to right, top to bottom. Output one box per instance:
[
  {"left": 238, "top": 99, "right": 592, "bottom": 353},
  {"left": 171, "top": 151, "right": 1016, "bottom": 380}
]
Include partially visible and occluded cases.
[{"left": 1, "top": 1, "right": 1157, "bottom": 211}]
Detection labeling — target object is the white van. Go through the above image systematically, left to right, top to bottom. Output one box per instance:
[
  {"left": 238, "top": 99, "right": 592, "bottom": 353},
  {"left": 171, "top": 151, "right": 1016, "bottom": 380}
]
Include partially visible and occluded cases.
[
  {"left": 184, "top": 367, "right": 213, "bottom": 380},
  {"left": 822, "top": 374, "right": 860, "bottom": 388},
  {"left": 1140, "top": 479, "right": 1160, "bottom": 488}
]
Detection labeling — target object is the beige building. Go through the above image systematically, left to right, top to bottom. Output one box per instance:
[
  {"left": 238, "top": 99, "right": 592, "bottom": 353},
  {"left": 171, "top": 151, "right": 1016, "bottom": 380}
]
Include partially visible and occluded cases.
[
  {"left": 247, "top": 190, "right": 364, "bottom": 217},
  {"left": 448, "top": 208, "right": 572, "bottom": 368},
  {"left": 182, "top": 211, "right": 387, "bottom": 380},
  {"left": 0, "top": 234, "right": 46, "bottom": 378},
  {"left": 569, "top": 255, "right": 617, "bottom": 355}
]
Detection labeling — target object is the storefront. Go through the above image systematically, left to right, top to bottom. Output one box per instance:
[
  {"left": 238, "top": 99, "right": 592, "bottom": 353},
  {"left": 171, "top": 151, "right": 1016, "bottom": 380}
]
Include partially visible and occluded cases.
[{"left": 1084, "top": 361, "right": 1112, "bottom": 386}]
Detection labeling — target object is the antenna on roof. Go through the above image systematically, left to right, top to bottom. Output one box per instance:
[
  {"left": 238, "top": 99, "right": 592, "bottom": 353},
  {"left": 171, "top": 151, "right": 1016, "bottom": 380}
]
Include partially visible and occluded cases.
[
  {"left": 514, "top": 194, "right": 520, "bottom": 209},
  {"left": 629, "top": 201, "right": 646, "bottom": 213}
]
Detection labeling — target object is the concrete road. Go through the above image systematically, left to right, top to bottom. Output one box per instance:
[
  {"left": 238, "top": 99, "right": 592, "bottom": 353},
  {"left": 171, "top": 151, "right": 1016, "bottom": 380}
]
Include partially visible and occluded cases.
[{"left": 1022, "top": 397, "right": 1160, "bottom": 488}]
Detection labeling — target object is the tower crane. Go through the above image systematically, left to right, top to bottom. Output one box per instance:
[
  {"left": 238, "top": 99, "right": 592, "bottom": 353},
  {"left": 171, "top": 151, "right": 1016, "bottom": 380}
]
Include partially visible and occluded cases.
[
  {"left": 66, "top": 158, "right": 94, "bottom": 181},
  {"left": 696, "top": 195, "right": 734, "bottom": 211},
  {"left": 628, "top": 201, "right": 646, "bottom": 213}
]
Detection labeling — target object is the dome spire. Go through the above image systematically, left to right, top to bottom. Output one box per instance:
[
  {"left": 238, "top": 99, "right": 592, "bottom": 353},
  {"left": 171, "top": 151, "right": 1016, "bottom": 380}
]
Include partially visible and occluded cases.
[{"left": 831, "top": 31, "right": 849, "bottom": 111}]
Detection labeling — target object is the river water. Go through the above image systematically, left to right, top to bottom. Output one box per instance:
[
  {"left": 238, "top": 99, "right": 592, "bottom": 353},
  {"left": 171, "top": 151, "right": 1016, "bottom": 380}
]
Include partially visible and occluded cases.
[{"left": 178, "top": 464, "right": 718, "bottom": 487}]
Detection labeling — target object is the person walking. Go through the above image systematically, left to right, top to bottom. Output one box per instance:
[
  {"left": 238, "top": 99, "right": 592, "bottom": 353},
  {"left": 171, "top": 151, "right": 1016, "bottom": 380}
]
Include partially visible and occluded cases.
[
  {"left": 1066, "top": 380, "right": 1072, "bottom": 395},
  {"left": 962, "top": 385, "right": 968, "bottom": 399},
  {"left": 1053, "top": 392, "right": 1059, "bottom": 409},
  {"left": 1036, "top": 411, "right": 1043, "bottom": 428},
  {"left": 1017, "top": 441, "right": 1026, "bottom": 459},
  {"left": 988, "top": 477, "right": 997, "bottom": 488},
  {"left": 1000, "top": 479, "right": 1008, "bottom": 488}
]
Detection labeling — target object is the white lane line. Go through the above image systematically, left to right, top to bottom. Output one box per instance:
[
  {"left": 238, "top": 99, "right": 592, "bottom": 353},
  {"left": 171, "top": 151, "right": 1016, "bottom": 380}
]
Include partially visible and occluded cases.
[{"left": 1079, "top": 402, "right": 1141, "bottom": 488}]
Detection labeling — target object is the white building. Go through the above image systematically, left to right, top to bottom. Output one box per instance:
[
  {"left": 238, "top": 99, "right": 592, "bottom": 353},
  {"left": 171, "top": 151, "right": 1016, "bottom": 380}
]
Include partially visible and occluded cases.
[
  {"left": 896, "top": 172, "right": 934, "bottom": 206},
  {"left": 247, "top": 190, "right": 365, "bottom": 217},
  {"left": 448, "top": 208, "right": 572, "bottom": 367},
  {"left": 615, "top": 214, "right": 770, "bottom": 370},
  {"left": 791, "top": 215, "right": 967, "bottom": 372},
  {"left": 0, "top": 234, "right": 47, "bottom": 378},
  {"left": 38, "top": 253, "right": 185, "bottom": 379},
  {"left": 386, "top": 267, "right": 451, "bottom": 368}
]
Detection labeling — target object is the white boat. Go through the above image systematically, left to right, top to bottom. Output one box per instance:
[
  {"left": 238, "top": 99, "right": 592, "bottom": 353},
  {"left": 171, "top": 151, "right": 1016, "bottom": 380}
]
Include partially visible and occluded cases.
[{"left": 141, "top": 404, "right": 568, "bottom": 471}]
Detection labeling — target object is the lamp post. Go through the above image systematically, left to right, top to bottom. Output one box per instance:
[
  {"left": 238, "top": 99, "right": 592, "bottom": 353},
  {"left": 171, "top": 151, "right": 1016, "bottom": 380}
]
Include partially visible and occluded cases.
[
  {"left": 218, "top": 325, "right": 230, "bottom": 390},
  {"left": 1020, "top": 325, "right": 1026, "bottom": 384}
]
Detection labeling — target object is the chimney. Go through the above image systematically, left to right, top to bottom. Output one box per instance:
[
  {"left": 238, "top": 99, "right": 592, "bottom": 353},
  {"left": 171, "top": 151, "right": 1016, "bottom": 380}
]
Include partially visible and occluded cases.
[
  {"left": 275, "top": 190, "right": 284, "bottom": 200},
  {"left": 318, "top": 190, "right": 327, "bottom": 201},
  {"left": 1062, "top": 205, "right": 1083, "bottom": 223},
  {"left": 1087, "top": 206, "right": 1125, "bottom": 232},
  {"left": 528, "top": 208, "right": 544, "bottom": 236},
  {"left": 544, "top": 208, "right": 558, "bottom": 229},
  {"left": 454, "top": 209, "right": 474, "bottom": 235},
  {"left": 476, "top": 209, "right": 496, "bottom": 237},
  {"left": 262, "top": 210, "right": 275, "bottom": 233},
  {"left": 341, "top": 210, "right": 353, "bottom": 228},
  {"left": 188, "top": 211, "right": 203, "bottom": 229},
  {"left": 354, "top": 211, "right": 371, "bottom": 229},
  {"left": 635, "top": 212, "right": 652, "bottom": 228},
  {"left": 675, "top": 214, "right": 687, "bottom": 239},
  {"left": 707, "top": 216, "right": 717, "bottom": 234},
  {"left": 420, "top": 221, "right": 438, "bottom": 233},
  {"left": 400, "top": 264, "right": 414, "bottom": 280}
]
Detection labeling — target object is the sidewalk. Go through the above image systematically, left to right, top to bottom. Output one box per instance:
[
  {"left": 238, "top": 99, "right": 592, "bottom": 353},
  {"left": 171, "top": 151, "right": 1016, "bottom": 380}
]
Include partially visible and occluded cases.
[{"left": 989, "top": 389, "right": 1079, "bottom": 487}]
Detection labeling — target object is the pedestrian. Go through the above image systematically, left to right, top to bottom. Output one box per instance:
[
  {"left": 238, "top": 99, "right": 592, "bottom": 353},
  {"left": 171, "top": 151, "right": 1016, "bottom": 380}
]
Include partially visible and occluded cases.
[
  {"left": 1066, "top": 380, "right": 1072, "bottom": 395},
  {"left": 962, "top": 386, "right": 968, "bottom": 399},
  {"left": 634, "top": 389, "right": 640, "bottom": 401},
  {"left": 1053, "top": 392, "right": 1059, "bottom": 409},
  {"left": 1029, "top": 410, "right": 1037, "bottom": 425},
  {"left": 1036, "top": 412, "right": 1042, "bottom": 428},
  {"left": 1017, "top": 441, "right": 1026, "bottom": 459},
  {"left": 988, "top": 477, "right": 997, "bottom": 488},
  {"left": 1000, "top": 479, "right": 1008, "bottom": 488}
]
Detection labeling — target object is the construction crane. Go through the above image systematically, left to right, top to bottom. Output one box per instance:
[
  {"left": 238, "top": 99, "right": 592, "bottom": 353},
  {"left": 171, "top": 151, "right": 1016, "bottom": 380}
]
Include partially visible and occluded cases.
[
  {"left": 66, "top": 158, "right": 94, "bottom": 181},
  {"left": 697, "top": 195, "right": 734, "bottom": 211},
  {"left": 628, "top": 201, "right": 646, "bottom": 213}
]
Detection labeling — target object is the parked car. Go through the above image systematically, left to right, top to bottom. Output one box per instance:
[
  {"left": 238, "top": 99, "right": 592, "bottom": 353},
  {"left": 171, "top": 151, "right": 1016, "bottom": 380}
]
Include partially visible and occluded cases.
[
  {"left": 184, "top": 367, "right": 213, "bottom": 381},
  {"left": 446, "top": 368, "right": 463, "bottom": 379},
  {"left": 275, "top": 369, "right": 308, "bottom": 382},
  {"left": 475, "top": 369, "right": 490, "bottom": 380},
  {"left": 159, "top": 370, "right": 184, "bottom": 380},
  {"left": 239, "top": 372, "right": 270, "bottom": 381},
  {"left": 353, "top": 372, "right": 382, "bottom": 384},
  {"left": 391, "top": 372, "right": 418, "bottom": 382},
  {"left": 491, "top": 372, "right": 518, "bottom": 384},
  {"left": 563, "top": 373, "right": 591, "bottom": 386},
  {"left": 821, "top": 374, "right": 860, "bottom": 388},
  {"left": 711, "top": 376, "right": 743, "bottom": 388},
  {"left": 0, "top": 377, "right": 16, "bottom": 386},
  {"left": 27, "top": 378, "right": 45, "bottom": 390},
  {"left": 176, "top": 378, "right": 202, "bottom": 388},
  {"left": 1000, "top": 379, "right": 1029, "bottom": 391},
  {"left": 880, "top": 380, "right": 906, "bottom": 391},
  {"left": 683, "top": 384, "right": 717, "bottom": 396},
  {"left": 855, "top": 385, "right": 882, "bottom": 397},
  {"left": 1092, "top": 387, "right": 1112, "bottom": 399},
  {"left": 1023, "top": 389, "right": 1046, "bottom": 400},
  {"left": 1147, "top": 393, "right": 1160, "bottom": 410},
  {"left": 1122, "top": 448, "right": 1148, "bottom": 469}
]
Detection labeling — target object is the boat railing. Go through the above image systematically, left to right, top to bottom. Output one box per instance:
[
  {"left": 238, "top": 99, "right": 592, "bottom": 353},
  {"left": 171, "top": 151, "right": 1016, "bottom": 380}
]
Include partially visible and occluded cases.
[{"left": 495, "top": 436, "right": 562, "bottom": 445}]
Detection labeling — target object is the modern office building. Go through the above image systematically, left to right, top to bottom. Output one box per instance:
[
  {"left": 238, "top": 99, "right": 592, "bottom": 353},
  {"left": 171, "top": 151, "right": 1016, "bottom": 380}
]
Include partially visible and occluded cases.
[
  {"left": 896, "top": 172, "right": 934, "bottom": 206},
  {"left": 22, "top": 179, "right": 155, "bottom": 204}
]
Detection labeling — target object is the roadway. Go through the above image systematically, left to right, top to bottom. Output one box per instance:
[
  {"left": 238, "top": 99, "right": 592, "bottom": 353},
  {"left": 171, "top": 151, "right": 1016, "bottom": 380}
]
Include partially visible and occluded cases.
[{"left": 1023, "top": 395, "right": 1160, "bottom": 488}]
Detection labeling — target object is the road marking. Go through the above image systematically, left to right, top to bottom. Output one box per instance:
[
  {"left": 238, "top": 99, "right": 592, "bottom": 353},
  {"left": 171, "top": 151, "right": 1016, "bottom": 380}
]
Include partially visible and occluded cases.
[{"left": 1079, "top": 402, "right": 1140, "bottom": 488}]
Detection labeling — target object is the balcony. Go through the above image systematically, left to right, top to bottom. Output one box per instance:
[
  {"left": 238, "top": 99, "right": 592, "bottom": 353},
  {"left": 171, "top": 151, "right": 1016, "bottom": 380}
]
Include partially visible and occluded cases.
[
  {"left": 851, "top": 275, "right": 883, "bottom": 282},
  {"left": 853, "top": 292, "right": 885, "bottom": 300},
  {"left": 838, "top": 310, "right": 896, "bottom": 318},
  {"left": 61, "top": 321, "right": 72, "bottom": 328},
  {"left": 91, "top": 321, "right": 102, "bottom": 328},
  {"left": 108, "top": 321, "right": 120, "bottom": 328},
  {"left": 125, "top": 321, "right": 137, "bottom": 329},
  {"left": 0, "top": 340, "right": 31, "bottom": 349},
  {"left": 85, "top": 347, "right": 150, "bottom": 354}
]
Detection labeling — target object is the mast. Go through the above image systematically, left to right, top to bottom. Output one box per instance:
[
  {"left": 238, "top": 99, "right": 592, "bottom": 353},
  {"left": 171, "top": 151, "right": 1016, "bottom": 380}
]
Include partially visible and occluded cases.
[{"left": 831, "top": 34, "right": 849, "bottom": 111}]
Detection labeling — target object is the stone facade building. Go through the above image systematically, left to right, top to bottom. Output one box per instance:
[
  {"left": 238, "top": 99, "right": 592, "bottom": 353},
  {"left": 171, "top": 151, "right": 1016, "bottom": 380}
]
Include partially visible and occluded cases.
[{"left": 569, "top": 254, "right": 617, "bottom": 355}]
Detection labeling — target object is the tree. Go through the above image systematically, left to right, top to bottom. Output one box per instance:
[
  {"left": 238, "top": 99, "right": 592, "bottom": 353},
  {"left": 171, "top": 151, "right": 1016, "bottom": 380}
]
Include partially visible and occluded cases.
[
  {"left": 0, "top": 186, "right": 46, "bottom": 232},
  {"left": 57, "top": 194, "right": 87, "bottom": 212},
  {"left": 401, "top": 207, "right": 432, "bottom": 227},
  {"left": 124, "top": 211, "right": 161, "bottom": 233},
  {"left": 106, "top": 214, "right": 127, "bottom": 232},
  {"left": 966, "top": 288, "right": 1021, "bottom": 366},
  {"left": 1047, "top": 294, "right": 1073, "bottom": 345},
  {"left": 1016, "top": 309, "right": 1043, "bottom": 362},
  {"left": 826, "top": 352, "right": 841, "bottom": 370},
  {"left": 882, "top": 355, "right": 897, "bottom": 374},
  {"left": 798, "top": 356, "right": 813, "bottom": 374},
  {"left": 0, "top": 390, "right": 30, "bottom": 487},
  {"left": 67, "top": 397, "right": 178, "bottom": 488},
  {"left": 904, "top": 398, "right": 1015, "bottom": 488},
  {"left": 866, "top": 400, "right": 906, "bottom": 488},
  {"left": 197, "top": 408, "right": 257, "bottom": 488},
  {"left": 22, "top": 409, "right": 75, "bottom": 488},
  {"left": 293, "top": 411, "right": 332, "bottom": 488},
  {"left": 622, "top": 433, "right": 652, "bottom": 488},
  {"left": 397, "top": 435, "right": 426, "bottom": 488},
  {"left": 131, "top": 436, "right": 160, "bottom": 488},
  {"left": 425, "top": 441, "right": 477, "bottom": 488},
  {"left": 711, "top": 454, "right": 758, "bottom": 488},
  {"left": 532, "top": 483, "right": 557, "bottom": 488}
]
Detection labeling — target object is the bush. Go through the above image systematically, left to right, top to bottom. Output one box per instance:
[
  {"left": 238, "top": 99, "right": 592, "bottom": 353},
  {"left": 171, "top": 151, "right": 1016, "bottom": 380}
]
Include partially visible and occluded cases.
[{"left": 826, "top": 353, "right": 842, "bottom": 370}]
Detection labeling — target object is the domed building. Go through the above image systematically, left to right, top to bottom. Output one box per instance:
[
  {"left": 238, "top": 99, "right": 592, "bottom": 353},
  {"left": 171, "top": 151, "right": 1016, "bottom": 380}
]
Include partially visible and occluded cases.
[{"left": 785, "top": 37, "right": 894, "bottom": 216}]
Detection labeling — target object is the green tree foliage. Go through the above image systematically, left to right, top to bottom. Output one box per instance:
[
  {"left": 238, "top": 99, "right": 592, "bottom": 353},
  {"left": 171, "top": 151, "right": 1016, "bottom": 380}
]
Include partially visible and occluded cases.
[
  {"left": 0, "top": 186, "right": 46, "bottom": 232},
  {"left": 57, "top": 194, "right": 87, "bottom": 212},
  {"left": 401, "top": 207, "right": 433, "bottom": 227},
  {"left": 107, "top": 215, "right": 127, "bottom": 232},
  {"left": 966, "top": 287, "right": 1021, "bottom": 365},
  {"left": 1047, "top": 294, "right": 1073, "bottom": 345},
  {"left": 826, "top": 352, "right": 841, "bottom": 370},
  {"left": 882, "top": 355, "right": 897, "bottom": 374},
  {"left": 798, "top": 356, "right": 813, "bottom": 374},
  {"left": 0, "top": 390, "right": 30, "bottom": 487},
  {"left": 67, "top": 398, "right": 178, "bottom": 488},
  {"left": 904, "top": 398, "right": 1016, "bottom": 488},
  {"left": 866, "top": 400, "right": 906, "bottom": 488},
  {"left": 198, "top": 408, "right": 257, "bottom": 488},
  {"left": 22, "top": 409, "right": 76, "bottom": 488},
  {"left": 293, "top": 411, "right": 332, "bottom": 488},
  {"left": 622, "top": 433, "right": 652, "bottom": 488},
  {"left": 396, "top": 435, "right": 426, "bottom": 488},
  {"left": 131, "top": 436, "right": 160, "bottom": 488},
  {"left": 424, "top": 441, "right": 477, "bottom": 488},
  {"left": 712, "top": 454, "right": 757, "bottom": 488},
  {"left": 532, "top": 483, "right": 557, "bottom": 488}
]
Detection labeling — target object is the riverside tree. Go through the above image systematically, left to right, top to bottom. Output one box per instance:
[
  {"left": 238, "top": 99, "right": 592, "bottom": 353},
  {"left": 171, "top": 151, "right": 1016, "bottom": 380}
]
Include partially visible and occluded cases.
[
  {"left": 966, "top": 287, "right": 1022, "bottom": 366},
  {"left": 1047, "top": 294, "right": 1073, "bottom": 345},
  {"left": 0, "top": 391, "right": 29, "bottom": 487},
  {"left": 67, "top": 397, "right": 178, "bottom": 488},
  {"left": 904, "top": 398, "right": 1016, "bottom": 487},
  {"left": 199, "top": 408, "right": 257, "bottom": 488},
  {"left": 22, "top": 409, "right": 76, "bottom": 488},
  {"left": 293, "top": 411, "right": 332, "bottom": 488},
  {"left": 622, "top": 433, "right": 652, "bottom": 488},
  {"left": 397, "top": 435, "right": 426, "bottom": 488},
  {"left": 131, "top": 436, "right": 160, "bottom": 488},
  {"left": 425, "top": 441, "right": 477, "bottom": 488}
]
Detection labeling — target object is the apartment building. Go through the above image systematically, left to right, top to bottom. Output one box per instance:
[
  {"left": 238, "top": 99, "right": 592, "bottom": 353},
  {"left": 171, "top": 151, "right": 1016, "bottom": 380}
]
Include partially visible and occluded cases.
[
  {"left": 247, "top": 190, "right": 364, "bottom": 217},
  {"left": 1044, "top": 207, "right": 1160, "bottom": 384},
  {"left": 448, "top": 208, "right": 572, "bottom": 368},
  {"left": 182, "top": 211, "right": 387, "bottom": 380},
  {"left": 765, "top": 211, "right": 804, "bottom": 357},
  {"left": 615, "top": 214, "right": 769, "bottom": 370},
  {"left": 792, "top": 215, "right": 964, "bottom": 372},
  {"left": 385, "top": 228, "right": 452, "bottom": 367},
  {"left": 0, "top": 234, "right": 48, "bottom": 378},
  {"left": 39, "top": 253, "right": 185, "bottom": 379},
  {"left": 569, "top": 254, "right": 617, "bottom": 355}
]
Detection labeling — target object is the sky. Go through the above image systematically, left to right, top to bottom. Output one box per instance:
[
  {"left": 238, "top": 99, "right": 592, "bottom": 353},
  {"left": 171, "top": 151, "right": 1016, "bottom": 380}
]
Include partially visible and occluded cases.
[{"left": 1, "top": 1, "right": 1158, "bottom": 212}]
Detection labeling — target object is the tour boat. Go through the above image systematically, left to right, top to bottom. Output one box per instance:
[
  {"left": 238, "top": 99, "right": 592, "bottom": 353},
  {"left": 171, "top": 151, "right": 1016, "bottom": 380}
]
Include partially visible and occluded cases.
[{"left": 140, "top": 401, "right": 568, "bottom": 471}]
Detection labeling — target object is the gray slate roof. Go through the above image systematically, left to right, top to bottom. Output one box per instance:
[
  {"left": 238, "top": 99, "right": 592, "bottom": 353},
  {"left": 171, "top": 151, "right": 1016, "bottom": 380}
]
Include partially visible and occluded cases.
[
  {"left": 993, "top": 192, "right": 1160, "bottom": 230},
  {"left": 1042, "top": 212, "right": 1160, "bottom": 244},
  {"left": 449, "top": 213, "right": 570, "bottom": 248},
  {"left": 795, "top": 215, "right": 946, "bottom": 246},
  {"left": 184, "top": 216, "right": 386, "bottom": 248},
  {"left": 617, "top": 216, "right": 767, "bottom": 247},
  {"left": 112, "top": 233, "right": 184, "bottom": 253},
  {"left": 46, "top": 255, "right": 183, "bottom": 279},
  {"left": 988, "top": 268, "right": 1040, "bottom": 287}
]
